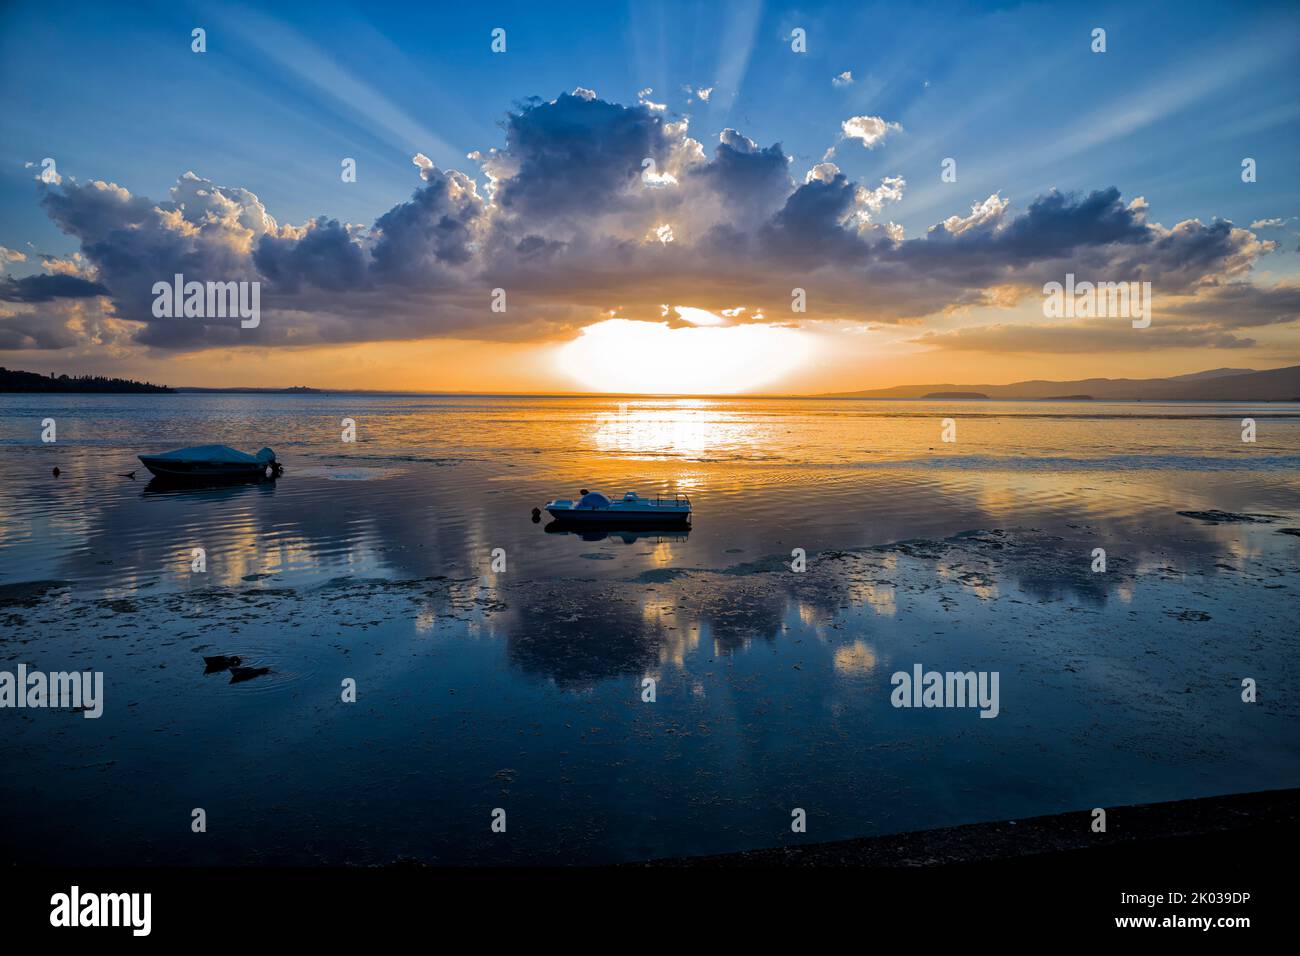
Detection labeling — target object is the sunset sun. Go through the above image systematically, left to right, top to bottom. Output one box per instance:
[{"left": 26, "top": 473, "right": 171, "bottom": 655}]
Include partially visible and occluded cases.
[{"left": 557, "top": 314, "right": 816, "bottom": 394}]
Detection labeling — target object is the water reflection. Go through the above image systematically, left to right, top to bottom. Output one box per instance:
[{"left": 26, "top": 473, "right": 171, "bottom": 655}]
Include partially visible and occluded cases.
[
  {"left": 3, "top": 393, "right": 1299, "bottom": 866},
  {"left": 1, "top": 394, "right": 1297, "bottom": 608},
  {"left": 590, "top": 399, "right": 774, "bottom": 460},
  {"left": 142, "top": 477, "right": 279, "bottom": 499},
  {"left": 543, "top": 520, "right": 691, "bottom": 544},
  {"left": 833, "top": 640, "right": 880, "bottom": 677}
]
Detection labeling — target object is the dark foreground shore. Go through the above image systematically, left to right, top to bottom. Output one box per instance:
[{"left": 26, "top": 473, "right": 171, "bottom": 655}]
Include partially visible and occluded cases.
[
  {"left": 647, "top": 786, "right": 1300, "bottom": 866},
  {"left": 6, "top": 790, "right": 1292, "bottom": 941}
]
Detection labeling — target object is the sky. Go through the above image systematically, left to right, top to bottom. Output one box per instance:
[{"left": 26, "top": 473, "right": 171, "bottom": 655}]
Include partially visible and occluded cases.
[{"left": 1, "top": 0, "right": 1298, "bottom": 394}]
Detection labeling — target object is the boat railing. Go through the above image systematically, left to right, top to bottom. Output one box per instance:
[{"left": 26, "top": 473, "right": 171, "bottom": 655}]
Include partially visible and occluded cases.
[{"left": 649, "top": 493, "right": 691, "bottom": 508}]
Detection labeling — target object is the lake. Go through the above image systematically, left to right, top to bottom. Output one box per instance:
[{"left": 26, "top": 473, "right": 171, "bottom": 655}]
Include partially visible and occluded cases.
[{"left": 2, "top": 393, "right": 1298, "bottom": 864}]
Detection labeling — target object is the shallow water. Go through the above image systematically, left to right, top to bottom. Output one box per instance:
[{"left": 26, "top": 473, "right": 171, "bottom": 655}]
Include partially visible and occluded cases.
[
  {"left": 1, "top": 394, "right": 1298, "bottom": 864},
  {"left": 3, "top": 394, "right": 1298, "bottom": 593}
]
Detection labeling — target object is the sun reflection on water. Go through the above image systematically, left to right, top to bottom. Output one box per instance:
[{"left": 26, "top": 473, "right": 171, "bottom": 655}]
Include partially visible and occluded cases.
[{"left": 590, "top": 399, "right": 772, "bottom": 461}]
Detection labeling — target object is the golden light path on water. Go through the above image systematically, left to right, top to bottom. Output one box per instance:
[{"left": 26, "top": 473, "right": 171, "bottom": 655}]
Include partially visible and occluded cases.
[{"left": 556, "top": 316, "right": 816, "bottom": 394}]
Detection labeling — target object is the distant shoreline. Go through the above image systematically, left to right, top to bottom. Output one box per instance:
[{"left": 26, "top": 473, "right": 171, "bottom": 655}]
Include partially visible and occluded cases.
[
  {"left": 2, "top": 362, "right": 1298, "bottom": 402},
  {"left": 0, "top": 367, "right": 174, "bottom": 394},
  {"left": 2, "top": 389, "right": 1298, "bottom": 403}
]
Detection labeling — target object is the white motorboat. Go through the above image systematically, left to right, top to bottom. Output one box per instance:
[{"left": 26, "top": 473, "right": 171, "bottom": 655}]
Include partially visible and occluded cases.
[
  {"left": 138, "top": 444, "right": 280, "bottom": 482},
  {"left": 544, "top": 490, "right": 691, "bottom": 525}
]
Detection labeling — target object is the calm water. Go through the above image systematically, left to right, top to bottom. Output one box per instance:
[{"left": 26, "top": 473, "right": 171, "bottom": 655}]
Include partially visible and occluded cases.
[
  {"left": 2, "top": 394, "right": 1298, "bottom": 864},
  {"left": 4, "top": 394, "right": 1299, "bottom": 592}
]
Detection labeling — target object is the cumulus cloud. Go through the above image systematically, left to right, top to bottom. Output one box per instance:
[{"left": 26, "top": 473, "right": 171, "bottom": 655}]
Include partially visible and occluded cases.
[
  {"left": 832, "top": 71, "right": 854, "bottom": 87},
  {"left": 636, "top": 87, "right": 666, "bottom": 112},
  {"left": 7, "top": 90, "right": 1286, "bottom": 356},
  {"left": 840, "top": 115, "right": 902, "bottom": 149},
  {"left": 0, "top": 273, "right": 109, "bottom": 302},
  {"left": 1159, "top": 280, "right": 1300, "bottom": 329}
]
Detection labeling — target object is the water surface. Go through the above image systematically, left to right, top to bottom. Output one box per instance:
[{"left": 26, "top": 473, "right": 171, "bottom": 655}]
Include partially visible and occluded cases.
[{"left": 1, "top": 394, "right": 1297, "bottom": 864}]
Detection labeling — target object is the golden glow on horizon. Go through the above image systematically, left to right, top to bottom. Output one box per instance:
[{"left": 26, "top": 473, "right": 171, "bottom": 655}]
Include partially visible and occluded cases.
[
  {"left": 21, "top": 305, "right": 1295, "bottom": 395},
  {"left": 557, "top": 317, "right": 816, "bottom": 394}
]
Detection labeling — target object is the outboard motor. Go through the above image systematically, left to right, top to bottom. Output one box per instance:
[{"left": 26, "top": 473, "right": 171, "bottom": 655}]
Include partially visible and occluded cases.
[{"left": 255, "top": 447, "right": 282, "bottom": 478}]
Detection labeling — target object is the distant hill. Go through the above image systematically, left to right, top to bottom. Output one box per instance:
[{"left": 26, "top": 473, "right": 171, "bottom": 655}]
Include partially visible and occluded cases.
[
  {"left": 824, "top": 365, "right": 1300, "bottom": 402},
  {"left": 0, "top": 367, "right": 174, "bottom": 394},
  {"left": 1166, "top": 367, "right": 1257, "bottom": 382},
  {"left": 175, "top": 385, "right": 321, "bottom": 393},
  {"left": 922, "top": 391, "right": 988, "bottom": 399}
]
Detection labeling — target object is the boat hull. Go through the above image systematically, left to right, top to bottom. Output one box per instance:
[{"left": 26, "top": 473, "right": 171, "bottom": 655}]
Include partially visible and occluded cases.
[
  {"left": 139, "top": 457, "right": 272, "bottom": 483},
  {"left": 545, "top": 507, "right": 690, "bottom": 525}
]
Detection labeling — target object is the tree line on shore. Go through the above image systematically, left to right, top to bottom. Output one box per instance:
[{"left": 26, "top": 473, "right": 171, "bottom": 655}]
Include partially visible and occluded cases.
[{"left": 0, "top": 367, "right": 174, "bottom": 393}]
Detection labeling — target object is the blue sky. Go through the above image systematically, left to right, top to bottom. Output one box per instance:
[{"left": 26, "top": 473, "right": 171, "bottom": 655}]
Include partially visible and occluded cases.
[{"left": 1, "top": 0, "right": 1297, "bottom": 391}]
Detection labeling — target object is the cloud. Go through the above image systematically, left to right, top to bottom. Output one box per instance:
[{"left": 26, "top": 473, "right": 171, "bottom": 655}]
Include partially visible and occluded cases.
[
  {"left": 832, "top": 71, "right": 854, "bottom": 87},
  {"left": 636, "top": 87, "right": 666, "bottom": 112},
  {"left": 9, "top": 91, "right": 1286, "bottom": 357},
  {"left": 484, "top": 92, "right": 674, "bottom": 227},
  {"left": 840, "top": 115, "right": 902, "bottom": 149},
  {"left": 689, "top": 128, "right": 793, "bottom": 230},
  {"left": 37, "top": 173, "right": 269, "bottom": 348},
  {"left": 254, "top": 216, "right": 369, "bottom": 293},
  {"left": 0, "top": 273, "right": 109, "bottom": 302},
  {"left": 1160, "top": 281, "right": 1300, "bottom": 329},
  {"left": 0, "top": 293, "right": 126, "bottom": 351},
  {"left": 0, "top": 302, "right": 87, "bottom": 349},
  {"left": 674, "top": 306, "right": 725, "bottom": 326},
  {"left": 912, "top": 322, "right": 1256, "bottom": 353}
]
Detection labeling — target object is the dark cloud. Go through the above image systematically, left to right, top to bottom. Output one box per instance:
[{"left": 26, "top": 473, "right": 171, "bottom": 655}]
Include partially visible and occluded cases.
[
  {"left": 7, "top": 91, "right": 1287, "bottom": 354},
  {"left": 487, "top": 92, "right": 674, "bottom": 230},
  {"left": 689, "top": 129, "right": 792, "bottom": 229},
  {"left": 370, "top": 169, "right": 484, "bottom": 281},
  {"left": 759, "top": 173, "right": 870, "bottom": 266},
  {"left": 996, "top": 187, "right": 1149, "bottom": 257},
  {"left": 891, "top": 189, "right": 1251, "bottom": 290},
  {"left": 255, "top": 217, "right": 368, "bottom": 293},
  {"left": 0, "top": 273, "right": 108, "bottom": 302},
  {"left": 1161, "top": 282, "right": 1300, "bottom": 329},
  {"left": 0, "top": 297, "right": 119, "bottom": 350},
  {"left": 0, "top": 313, "right": 82, "bottom": 349},
  {"left": 913, "top": 322, "right": 1257, "bottom": 353}
]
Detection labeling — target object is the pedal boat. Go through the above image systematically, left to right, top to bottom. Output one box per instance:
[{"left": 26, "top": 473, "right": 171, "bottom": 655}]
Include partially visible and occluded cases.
[{"left": 544, "top": 491, "right": 691, "bottom": 525}]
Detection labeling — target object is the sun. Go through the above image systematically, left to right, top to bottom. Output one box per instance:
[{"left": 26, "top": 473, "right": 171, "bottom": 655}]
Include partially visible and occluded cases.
[{"left": 556, "top": 314, "right": 816, "bottom": 394}]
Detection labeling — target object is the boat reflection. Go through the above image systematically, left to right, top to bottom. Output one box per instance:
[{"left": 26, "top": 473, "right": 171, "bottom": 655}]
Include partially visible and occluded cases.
[
  {"left": 142, "top": 477, "right": 279, "bottom": 499},
  {"left": 543, "top": 519, "right": 691, "bottom": 544}
]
